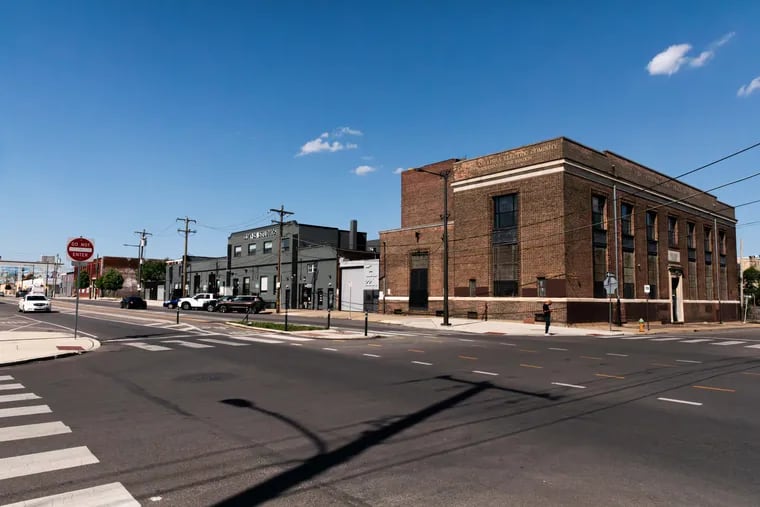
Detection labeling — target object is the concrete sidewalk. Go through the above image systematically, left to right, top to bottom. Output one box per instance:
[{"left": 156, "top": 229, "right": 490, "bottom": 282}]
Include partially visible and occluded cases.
[{"left": 0, "top": 331, "right": 100, "bottom": 366}]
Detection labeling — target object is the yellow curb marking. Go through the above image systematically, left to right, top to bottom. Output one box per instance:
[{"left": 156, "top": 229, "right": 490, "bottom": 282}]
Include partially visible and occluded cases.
[
  {"left": 408, "top": 349, "right": 425, "bottom": 353},
  {"left": 458, "top": 355, "right": 478, "bottom": 361},
  {"left": 580, "top": 356, "right": 603, "bottom": 360},
  {"left": 519, "top": 363, "right": 543, "bottom": 369},
  {"left": 595, "top": 373, "right": 625, "bottom": 379},
  {"left": 692, "top": 385, "right": 735, "bottom": 393}
]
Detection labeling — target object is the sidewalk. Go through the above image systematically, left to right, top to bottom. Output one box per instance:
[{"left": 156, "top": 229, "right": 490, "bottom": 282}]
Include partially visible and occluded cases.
[{"left": 0, "top": 331, "right": 100, "bottom": 366}]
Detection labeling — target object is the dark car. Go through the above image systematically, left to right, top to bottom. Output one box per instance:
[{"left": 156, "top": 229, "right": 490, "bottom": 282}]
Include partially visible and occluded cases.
[
  {"left": 15, "top": 290, "right": 28, "bottom": 298},
  {"left": 206, "top": 295, "right": 234, "bottom": 312},
  {"left": 214, "top": 295, "right": 266, "bottom": 314},
  {"left": 120, "top": 296, "right": 147, "bottom": 309},
  {"left": 162, "top": 297, "right": 181, "bottom": 309}
]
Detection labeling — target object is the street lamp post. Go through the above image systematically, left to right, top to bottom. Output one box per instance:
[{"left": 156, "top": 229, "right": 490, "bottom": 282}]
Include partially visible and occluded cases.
[{"left": 414, "top": 167, "right": 451, "bottom": 326}]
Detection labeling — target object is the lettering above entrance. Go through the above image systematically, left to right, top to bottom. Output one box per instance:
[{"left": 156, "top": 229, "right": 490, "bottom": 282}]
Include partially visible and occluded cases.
[{"left": 667, "top": 250, "right": 680, "bottom": 263}]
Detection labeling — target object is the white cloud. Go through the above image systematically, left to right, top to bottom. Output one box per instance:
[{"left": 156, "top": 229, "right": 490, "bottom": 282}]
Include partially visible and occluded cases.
[
  {"left": 647, "top": 32, "right": 735, "bottom": 76},
  {"left": 647, "top": 43, "right": 692, "bottom": 75},
  {"left": 738, "top": 76, "right": 760, "bottom": 97},
  {"left": 336, "top": 126, "right": 363, "bottom": 136},
  {"left": 296, "top": 129, "right": 361, "bottom": 156},
  {"left": 353, "top": 165, "right": 376, "bottom": 176},
  {"left": 393, "top": 167, "right": 404, "bottom": 174}
]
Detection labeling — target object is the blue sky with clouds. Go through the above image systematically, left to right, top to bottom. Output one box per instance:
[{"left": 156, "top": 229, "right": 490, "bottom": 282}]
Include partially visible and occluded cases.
[{"left": 2, "top": 1, "right": 759, "bottom": 263}]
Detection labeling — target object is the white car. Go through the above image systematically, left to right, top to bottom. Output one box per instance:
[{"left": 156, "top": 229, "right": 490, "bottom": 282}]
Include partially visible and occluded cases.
[{"left": 18, "top": 295, "right": 52, "bottom": 313}]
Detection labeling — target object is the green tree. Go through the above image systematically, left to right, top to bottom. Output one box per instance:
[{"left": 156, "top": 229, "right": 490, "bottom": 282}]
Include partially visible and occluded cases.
[
  {"left": 141, "top": 260, "right": 166, "bottom": 284},
  {"left": 743, "top": 266, "right": 760, "bottom": 303},
  {"left": 96, "top": 268, "right": 124, "bottom": 296},
  {"left": 76, "top": 270, "right": 90, "bottom": 289}
]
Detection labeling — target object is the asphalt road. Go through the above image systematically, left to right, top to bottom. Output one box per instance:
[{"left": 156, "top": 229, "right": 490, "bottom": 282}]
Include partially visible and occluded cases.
[{"left": 1, "top": 300, "right": 759, "bottom": 506}]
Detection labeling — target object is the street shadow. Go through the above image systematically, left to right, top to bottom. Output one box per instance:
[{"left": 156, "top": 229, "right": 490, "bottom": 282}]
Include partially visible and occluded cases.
[{"left": 214, "top": 381, "right": 493, "bottom": 506}]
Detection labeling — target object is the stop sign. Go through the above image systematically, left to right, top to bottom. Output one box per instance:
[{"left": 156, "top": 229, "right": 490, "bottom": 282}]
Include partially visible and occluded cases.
[{"left": 67, "top": 237, "right": 95, "bottom": 263}]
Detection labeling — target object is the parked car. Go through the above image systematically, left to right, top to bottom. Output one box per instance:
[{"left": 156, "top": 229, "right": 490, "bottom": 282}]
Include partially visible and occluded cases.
[
  {"left": 15, "top": 290, "right": 28, "bottom": 298},
  {"left": 18, "top": 294, "right": 52, "bottom": 313},
  {"left": 206, "top": 295, "right": 235, "bottom": 312},
  {"left": 214, "top": 295, "right": 266, "bottom": 314},
  {"left": 120, "top": 296, "right": 147, "bottom": 309},
  {"left": 162, "top": 297, "right": 181, "bottom": 309}
]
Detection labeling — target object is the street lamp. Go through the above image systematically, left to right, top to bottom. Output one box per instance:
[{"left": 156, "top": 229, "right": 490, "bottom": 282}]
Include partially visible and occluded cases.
[{"left": 414, "top": 167, "right": 451, "bottom": 326}]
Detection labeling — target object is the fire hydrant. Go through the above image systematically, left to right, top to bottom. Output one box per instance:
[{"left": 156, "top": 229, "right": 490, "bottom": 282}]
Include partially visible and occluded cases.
[{"left": 638, "top": 318, "right": 645, "bottom": 333}]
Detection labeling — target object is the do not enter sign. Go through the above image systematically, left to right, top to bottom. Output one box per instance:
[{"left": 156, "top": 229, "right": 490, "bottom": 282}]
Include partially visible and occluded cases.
[{"left": 67, "top": 237, "right": 95, "bottom": 263}]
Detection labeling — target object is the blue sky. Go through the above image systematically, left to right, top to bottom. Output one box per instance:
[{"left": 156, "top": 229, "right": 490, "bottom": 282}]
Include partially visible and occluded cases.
[{"left": 2, "top": 1, "right": 759, "bottom": 265}]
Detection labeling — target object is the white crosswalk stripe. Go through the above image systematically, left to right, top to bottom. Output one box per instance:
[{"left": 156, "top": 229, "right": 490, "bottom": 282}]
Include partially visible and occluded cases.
[
  {"left": 219, "top": 335, "right": 283, "bottom": 344},
  {"left": 650, "top": 337, "right": 683, "bottom": 341},
  {"left": 198, "top": 338, "right": 249, "bottom": 346},
  {"left": 679, "top": 339, "right": 713, "bottom": 343},
  {"left": 162, "top": 340, "right": 214, "bottom": 349},
  {"left": 710, "top": 340, "right": 746, "bottom": 346},
  {"left": 123, "top": 342, "right": 172, "bottom": 351},
  {"left": 745, "top": 344, "right": 760, "bottom": 349},
  {"left": 0, "top": 375, "right": 13, "bottom": 381},
  {"left": 0, "top": 383, "right": 24, "bottom": 391},
  {"left": 0, "top": 393, "right": 41, "bottom": 403},
  {"left": 0, "top": 405, "right": 52, "bottom": 419},
  {"left": 0, "top": 421, "right": 71, "bottom": 442},
  {"left": 0, "top": 446, "right": 99, "bottom": 480},
  {"left": 0, "top": 482, "right": 139, "bottom": 507}
]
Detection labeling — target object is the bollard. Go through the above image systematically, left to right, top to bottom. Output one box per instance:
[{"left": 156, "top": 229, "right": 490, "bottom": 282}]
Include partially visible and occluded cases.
[
  {"left": 484, "top": 303, "right": 488, "bottom": 322},
  {"left": 176, "top": 305, "right": 180, "bottom": 325},
  {"left": 327, "top": 309, "right": 331, "bottom": 329},
  {"left": 364, "top": 311, "right": 368, "bottom": 336},
  {"left": 638, "top": 318, "right": 645, "bottom": 333}
]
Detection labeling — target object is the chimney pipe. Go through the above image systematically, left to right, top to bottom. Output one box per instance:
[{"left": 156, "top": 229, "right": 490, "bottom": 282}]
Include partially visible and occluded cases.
[{"left": 349, "top": 220, "right": 357, "bottom": 250}]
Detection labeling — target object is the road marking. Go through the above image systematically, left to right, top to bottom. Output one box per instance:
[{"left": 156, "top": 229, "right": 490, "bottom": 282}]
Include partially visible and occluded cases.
[
  {"left": 264, "top": 335, "right": 313, "bottom": 342},
  {"left": 219, "top": 336, "right": 283, "bottom": 344},
  {"left": 621, "top": 336, "right": 651, "bottom": 340},
  {"left": 650, "top": 337, "right": 683, "bottom": 341},
  {"left": 197, "top": 338, "right": 249, "bottom": 347},
  {"left": 459, "top": 338, "right": 475, "bottom": 342},
  {"left": 679, "top": 339, "right": 712, "bottom": 343},
  {"left": 161, "top": 340, "right": 214, "bottom": 349},
  {"left": 711, "top": 340, "right": 746, "bottom": 346},
  {"left": 123, "top": 342, "right": 172, "bottom": 351},
  {"left": 500, "top": 342, "right": 517, "bottom": 346},
  {"left": 290, "top": 343, "right": 303, "bottom": 346},
  {"left": 367, "top": 343, "right": 382, "bottom": 347},
  {"left": 745, "top": 344, "right": 760, "bottom": 349},
  {"left": 323, "top": 347, "right": 338, "bottom": 352},
  {"left": 548, "top": 347, "right": 568, "bottom": 351},
  {"left": 408, "top": 349, "right": 425, "bottom": 353},
  {"left": 519, "top": 349, "right": 538, "bottom": 353},
  {"left": 362, "top": 353, "right": 381, "bottom": 358},
  {"left": 606, "top": 353, "right": 628, "bottom": 357},
  {"left": 458, "top": 355, "right": 478, "bottom": 360},
  {"left": 580, "top": 355, "right": 603, "bottom": 360},
  {"left": 676, "top": 359, "right": 702, "bottom": 364},
  {"left": 411, "top": 361, "right": 433, "bottom": 366},
  {"left": 650, "top": 362, "right": 676, "bottom": 367},
  {"left": 520, "top": 363, "right": 543, "bottom": 369},
  {"left": 472, "top": 370, "right": 499, "bottom": 376},
  {"left": 741, "top": 371, "right": 760, "bottom": 376},
  {"left": 595, "top": 373, "right": 625, "bottom": 379},
  {"left": 0, "top": 375, "right": 13, "bottom": 381},
  {"left": 551, "top": 382, "right": 586, "bottom": 389},
  {"left": 0, "top": 383, "right": 24, "bottom": 391},
  {"left": 692, "top": 385, "right": 735, "bottom": 393},
  {"left": 0, "top": 393, "right": 40, "bottom": 403},
  {"left": 658, "top": 397, "right": 702, "bottom": 406},
  {"left": 0, "top": 405, "right": 52, "bottom": 419},
  {"left": 0, "top": 421, "right": 71, "bottom": 442},
  {"left": 0, "top": 446, "right": 99, "bottom": 480},
  {"left": 0, "top": 482, "right": 139, "bottom": 507}
]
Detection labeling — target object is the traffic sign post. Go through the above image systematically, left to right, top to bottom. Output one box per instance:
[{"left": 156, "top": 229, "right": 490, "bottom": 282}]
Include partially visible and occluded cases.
[
  {"left": 66, "top": 237, "right": 95, "bottom": 339},
  {"left": 603, "top": 273, "right": 618, "bottom": 332},
  {"left": 643, "top": 284, "right": 651, "bottom": 331}
]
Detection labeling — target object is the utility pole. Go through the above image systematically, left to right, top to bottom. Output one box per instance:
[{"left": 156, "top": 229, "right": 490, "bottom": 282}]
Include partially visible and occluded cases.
[
  {"left": 613, "top": 184, "right": 621, "bottom": 326},
  {"left": 270, "top": 205, "right": 294, "bottom": 313},
  {"left": 177, "top": 217, "right": 197, "bottom": 298},
  {"left": 714, "top": 217, "right": 722, "bottom": 323},
  {"left": 134, "top": 229, "right": 152, "bottom": 298}
]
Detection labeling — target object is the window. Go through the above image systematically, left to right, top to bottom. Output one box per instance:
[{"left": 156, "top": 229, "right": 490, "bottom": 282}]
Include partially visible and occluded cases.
[
  {"left": 492, "top": 194, "right": 519, "bottom": 297},
  {"left": 592, "top": 195, "right": 607, "bottom": 230},
  {"left": 621, "top": 203, "right": 633, "bottom": 236},
  {"left": 646, "top": 211, "right": 657, "bottom": 241},
  {"left": 667, "top": 216, "right": 679, "bottom": 248},
  {"left": 687, "top": 223, "right": 696, "bottom": 249},
  {"left": 704, "top": 227, "right": 712, "bottom": 253},
  {"left": 282, "top": 237, "right": 290, "bottom": 251},
  {"left": 263, "top": 241, "right": 273, "bottom": 254},
  {"left": 248, "top": 243, "right": 256, "bottom": 255},
  {"left": 233, "top": 245, "right": 242, "bottom": 257},
  {"left": 623, "top": 251, "right": 635, "bottom": 299},
  {"left": 647, "top": 254, "right": 658, "bottom": 299},
  {"left": 688, "top": 261, "right": 698, "bottom": 300},
  {"left": 307, "top": 263, "right": 316, "bottom": 273},
  {"left": 259, "top": 276, "right": 268, "bottom": 293},
  {"left": 537, "top": 278, "right": 546, "bottom": 298},
  {"left": 469, "top": 279, "right": 476, "bottom": 297}
]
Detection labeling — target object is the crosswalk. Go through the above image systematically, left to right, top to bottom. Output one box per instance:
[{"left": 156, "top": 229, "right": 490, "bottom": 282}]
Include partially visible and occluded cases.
[
  {"left": 120, "top": 331, "right": 314, "bottom": 352},
  {"left": 606, "top": 334, "right": 760, "bottom": 351},
  {"left": 0, "top": 374, "right": 139, "bottom": 506}
]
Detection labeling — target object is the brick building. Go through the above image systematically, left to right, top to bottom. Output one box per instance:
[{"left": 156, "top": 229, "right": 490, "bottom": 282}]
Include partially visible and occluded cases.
[{"left": 380, "top": 137, "right": 739, "bottom": 324}]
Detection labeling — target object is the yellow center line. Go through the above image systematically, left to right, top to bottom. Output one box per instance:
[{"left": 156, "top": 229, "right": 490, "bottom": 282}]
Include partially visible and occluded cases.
[
  {"left": 367, "top": 344, "right": 382, "bottom": 347},
  {"left": 408, "top": 349, "right": 425, "bottom": 353},
  {"left": 519, "top": 349, "right": 538, "bottom": 353},
  {"left": 458, "top": 355, "right": 478, "bottom": 361},
  {"left": 580, "top": 356, "right": 603, "bottom": 360},
  {"left": 650, "top": 362, "right": 676, "bottom": 367},
  {"left": 519, "top": 363, "right": 543, "bottom": 369},
  {"left": 741, "top": 372, "right": 760, "bottom": 377},
  {"left": 595, "top": 373, "right": 625, "bottom": 379},
  {"left": 693, "top": 385, "right": 736, "bottom": 393}
]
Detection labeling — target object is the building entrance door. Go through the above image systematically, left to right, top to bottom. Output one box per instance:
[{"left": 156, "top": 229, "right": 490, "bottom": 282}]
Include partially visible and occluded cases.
[{"left": 670, "top": 271, "right": 684, "bottom": 323}]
